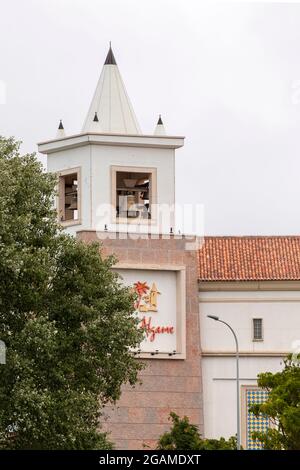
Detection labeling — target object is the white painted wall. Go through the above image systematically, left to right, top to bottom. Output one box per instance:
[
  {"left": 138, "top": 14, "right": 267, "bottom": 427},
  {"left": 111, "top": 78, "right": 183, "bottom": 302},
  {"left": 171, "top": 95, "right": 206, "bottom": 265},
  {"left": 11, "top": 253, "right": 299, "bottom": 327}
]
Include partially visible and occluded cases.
[
  {"left": 47, "top": 142, "right": 175, "bottom": 236},
  {"left": 91, "top": 144, "right": 175, "bottom": 234},
  {"left": 199, "top": 288, "right": 300, "bottom": 441},
  {"left": 200, "top": 290, "right": 300, "bottom": 352},
  {"left": 202, "top": 356, "right": 283, "bottom": 440}
]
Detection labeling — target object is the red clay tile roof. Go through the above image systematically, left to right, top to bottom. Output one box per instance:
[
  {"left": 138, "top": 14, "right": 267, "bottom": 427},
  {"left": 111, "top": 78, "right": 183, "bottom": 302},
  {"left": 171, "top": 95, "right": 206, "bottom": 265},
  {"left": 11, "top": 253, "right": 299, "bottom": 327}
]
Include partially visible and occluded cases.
[{"left": 198, "top": 236, "right": 300, "bottom": 281}]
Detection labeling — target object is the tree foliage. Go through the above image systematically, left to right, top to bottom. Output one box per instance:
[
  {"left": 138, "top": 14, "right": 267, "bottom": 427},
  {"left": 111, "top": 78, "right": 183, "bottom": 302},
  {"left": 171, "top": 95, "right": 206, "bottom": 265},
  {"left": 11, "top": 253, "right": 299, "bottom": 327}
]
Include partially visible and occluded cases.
[
  {"left": 0, "top": 137, "right": 144, "bottom": 449},
  {"left": 250, "top": 355, "right": 300, "bottom": 450},
  {"left": 156, "top": 412, "right": 237, "bottom": 450}
]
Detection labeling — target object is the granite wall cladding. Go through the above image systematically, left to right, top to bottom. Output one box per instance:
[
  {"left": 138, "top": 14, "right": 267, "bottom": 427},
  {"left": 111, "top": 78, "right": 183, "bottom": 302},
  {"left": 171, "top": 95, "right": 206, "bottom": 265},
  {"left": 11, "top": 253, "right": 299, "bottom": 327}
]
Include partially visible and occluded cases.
[{"left": 77, "top": 231, "right": 203, "bottom": 450}]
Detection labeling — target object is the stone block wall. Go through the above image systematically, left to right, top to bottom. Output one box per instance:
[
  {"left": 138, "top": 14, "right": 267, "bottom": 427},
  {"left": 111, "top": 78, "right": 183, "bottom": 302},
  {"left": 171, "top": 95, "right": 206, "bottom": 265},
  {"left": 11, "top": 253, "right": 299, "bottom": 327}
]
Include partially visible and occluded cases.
[{"left": 77, "top": 231, "right": 203, "bottom": 450}]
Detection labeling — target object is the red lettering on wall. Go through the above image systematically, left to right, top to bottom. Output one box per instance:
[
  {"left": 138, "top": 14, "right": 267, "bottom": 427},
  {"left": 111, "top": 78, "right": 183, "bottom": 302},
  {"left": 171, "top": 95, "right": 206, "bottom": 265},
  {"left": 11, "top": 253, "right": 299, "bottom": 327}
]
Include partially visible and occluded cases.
[{"left": 140, "top": 316, "right": 175, "bottom": 342}]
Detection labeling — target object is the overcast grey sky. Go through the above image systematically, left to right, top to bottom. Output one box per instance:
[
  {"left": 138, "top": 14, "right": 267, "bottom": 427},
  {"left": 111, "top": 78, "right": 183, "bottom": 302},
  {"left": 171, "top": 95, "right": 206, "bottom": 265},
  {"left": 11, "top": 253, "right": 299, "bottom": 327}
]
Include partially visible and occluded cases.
[{"left": 1, "top": 0, "right": 300, "bottom": 235}]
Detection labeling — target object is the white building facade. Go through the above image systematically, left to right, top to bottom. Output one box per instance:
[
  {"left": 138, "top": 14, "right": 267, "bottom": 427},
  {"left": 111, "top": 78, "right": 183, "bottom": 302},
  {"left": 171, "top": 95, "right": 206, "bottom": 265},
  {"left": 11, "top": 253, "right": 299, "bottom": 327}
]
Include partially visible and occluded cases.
[{"left": 198, "top": 237, "right": 300, "bottom": 449}]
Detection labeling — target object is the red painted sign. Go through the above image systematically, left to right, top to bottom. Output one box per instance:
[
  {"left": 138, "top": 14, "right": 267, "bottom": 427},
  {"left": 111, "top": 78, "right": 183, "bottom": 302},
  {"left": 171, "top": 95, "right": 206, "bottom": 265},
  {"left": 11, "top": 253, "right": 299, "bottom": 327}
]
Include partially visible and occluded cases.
[{"left": 140, "top": 316, "right": 175, "bottom": 342}]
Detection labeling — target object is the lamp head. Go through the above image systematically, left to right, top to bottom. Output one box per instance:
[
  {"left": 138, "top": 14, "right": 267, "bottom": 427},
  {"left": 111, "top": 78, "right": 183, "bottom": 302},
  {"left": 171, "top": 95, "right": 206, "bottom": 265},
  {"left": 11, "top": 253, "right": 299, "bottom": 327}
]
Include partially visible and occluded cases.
[{"left": 207, "top": 315, "right": 219, "bottom": 321}]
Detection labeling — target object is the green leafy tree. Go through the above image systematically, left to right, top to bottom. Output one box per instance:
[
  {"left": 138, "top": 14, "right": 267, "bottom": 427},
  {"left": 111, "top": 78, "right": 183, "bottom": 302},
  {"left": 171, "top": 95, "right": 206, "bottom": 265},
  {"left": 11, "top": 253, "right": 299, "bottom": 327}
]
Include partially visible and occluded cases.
[
  {"left": 0, "top": 136, "right": 144, "bottom": 449},
  {"left": 250, "top": 355, "right": 300, "bottom": 450},
  {"left": 156, "top": 412, "right": 237, "bottom": 450}
]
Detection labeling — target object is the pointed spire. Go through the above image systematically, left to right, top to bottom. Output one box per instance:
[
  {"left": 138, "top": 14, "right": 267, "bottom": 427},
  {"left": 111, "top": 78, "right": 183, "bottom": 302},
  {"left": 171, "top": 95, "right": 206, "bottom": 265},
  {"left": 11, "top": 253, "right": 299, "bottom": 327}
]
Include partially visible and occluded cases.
[
  {"left": 104, "top": 42, "right": 117, "bottom": 65},
  {"left": 82, "top": 46, "right": 141, "bottom": 134},
  {"left": 154, "top": 114, "right": 166, "bottom": 136},
  {"left": 56, "top": 120, "right": 66, "bottom": 138}
]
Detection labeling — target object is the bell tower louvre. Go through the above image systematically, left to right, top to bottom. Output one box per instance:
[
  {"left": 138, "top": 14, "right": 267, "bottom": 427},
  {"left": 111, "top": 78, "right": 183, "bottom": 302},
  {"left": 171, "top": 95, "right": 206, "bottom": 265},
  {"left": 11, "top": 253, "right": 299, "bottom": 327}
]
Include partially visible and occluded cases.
[{"left": 38, "top": 45, "right": 203, "bottom": 450}]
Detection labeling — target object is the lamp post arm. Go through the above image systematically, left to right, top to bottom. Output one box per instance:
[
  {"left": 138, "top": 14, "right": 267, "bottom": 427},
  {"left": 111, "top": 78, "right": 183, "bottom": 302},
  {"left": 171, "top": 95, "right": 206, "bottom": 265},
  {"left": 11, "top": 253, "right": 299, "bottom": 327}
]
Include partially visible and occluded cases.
[{"left": 218, "top": 320, "right": 239, "bottom": 353}]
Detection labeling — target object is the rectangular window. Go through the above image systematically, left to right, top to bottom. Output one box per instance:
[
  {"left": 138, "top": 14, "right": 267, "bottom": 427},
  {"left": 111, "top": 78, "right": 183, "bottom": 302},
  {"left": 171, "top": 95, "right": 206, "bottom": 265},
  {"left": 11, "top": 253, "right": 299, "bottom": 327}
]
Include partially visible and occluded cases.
[
  {"left": 111, "top": 166, "right": 157, "bottom": 222},
  {"left": 58, "top": 168, "right": 81, "bottom": 225},
  {"left": 252, "top": 318, "right": 263, "bottom": 341}
]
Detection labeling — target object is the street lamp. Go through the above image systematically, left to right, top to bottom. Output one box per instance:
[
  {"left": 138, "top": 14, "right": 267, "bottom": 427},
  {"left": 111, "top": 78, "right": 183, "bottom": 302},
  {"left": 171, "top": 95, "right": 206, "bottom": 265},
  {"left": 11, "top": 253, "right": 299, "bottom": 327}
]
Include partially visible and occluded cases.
[{"left": 207, "top": 315, "right": 241, "bottom": 450}]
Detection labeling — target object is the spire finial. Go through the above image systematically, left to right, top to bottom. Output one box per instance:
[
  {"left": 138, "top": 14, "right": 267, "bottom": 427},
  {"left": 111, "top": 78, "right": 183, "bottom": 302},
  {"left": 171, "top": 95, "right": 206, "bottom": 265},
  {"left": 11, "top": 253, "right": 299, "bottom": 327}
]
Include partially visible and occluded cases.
[
  {"left": 104, "top": 43, "right": 117, "bottom": 65},
  {"left": 154, "top": 114, "right": 166, "bottom": 135},
  {"left": 56, "top": 119, "right": 66, "bottom": 138}
]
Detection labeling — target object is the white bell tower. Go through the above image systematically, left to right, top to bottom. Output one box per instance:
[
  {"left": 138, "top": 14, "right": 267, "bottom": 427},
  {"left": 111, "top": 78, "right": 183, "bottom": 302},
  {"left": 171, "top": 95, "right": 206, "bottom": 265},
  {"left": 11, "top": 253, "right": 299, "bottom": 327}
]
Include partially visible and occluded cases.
[{"left": 38, "top": 46, "right": 184, "bottom": 236}]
